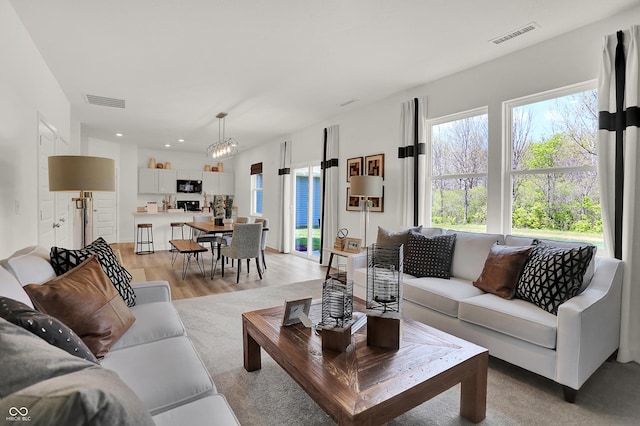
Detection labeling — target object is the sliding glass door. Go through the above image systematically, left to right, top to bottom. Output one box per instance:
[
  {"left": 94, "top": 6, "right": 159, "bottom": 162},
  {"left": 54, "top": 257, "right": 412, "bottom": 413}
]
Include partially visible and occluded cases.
[{"left": 293, "top": 163, "right": 321, "bottom": 258}]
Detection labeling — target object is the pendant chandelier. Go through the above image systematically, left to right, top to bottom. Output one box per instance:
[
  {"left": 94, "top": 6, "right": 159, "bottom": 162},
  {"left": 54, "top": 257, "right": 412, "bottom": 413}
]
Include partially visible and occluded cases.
[{"left": 207, "top": 112, "right": 238, "bottom": 160}]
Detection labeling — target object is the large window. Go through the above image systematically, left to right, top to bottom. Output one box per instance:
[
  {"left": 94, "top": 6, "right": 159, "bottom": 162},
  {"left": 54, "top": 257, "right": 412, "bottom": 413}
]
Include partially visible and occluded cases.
[
  {"left": 505, "top": 82, "right": 601, "bottom": 246},
  {"left": 429, "top": 108, "right": 488, "bottom": 232}
]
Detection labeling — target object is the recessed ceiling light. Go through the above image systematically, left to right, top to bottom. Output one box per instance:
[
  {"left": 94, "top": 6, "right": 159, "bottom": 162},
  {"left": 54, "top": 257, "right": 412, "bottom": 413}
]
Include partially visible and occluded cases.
[
  {"left": 115, "top": 133, "right": 123, "bottom": 137},
  {"left": 178, "top": 138, "right": 185, "bottom": 143},
  {"left": 164, "top": 144, "right": 171, "bottom": 148}
]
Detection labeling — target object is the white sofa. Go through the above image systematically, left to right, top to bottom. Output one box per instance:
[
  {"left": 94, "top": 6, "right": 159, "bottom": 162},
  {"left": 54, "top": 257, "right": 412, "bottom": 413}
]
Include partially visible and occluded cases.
[
  {"left": 348, "top": 229, "right": 624, "bottom": 402},
  {"left": 0, "top": 246, "right": 240, "bottom": 425}
]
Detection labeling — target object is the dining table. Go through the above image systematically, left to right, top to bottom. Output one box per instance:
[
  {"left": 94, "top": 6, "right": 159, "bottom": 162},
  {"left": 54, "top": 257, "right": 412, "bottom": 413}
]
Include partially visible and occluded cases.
[{"left": 183, "top": 221, "right": 269, "bottom": 279}]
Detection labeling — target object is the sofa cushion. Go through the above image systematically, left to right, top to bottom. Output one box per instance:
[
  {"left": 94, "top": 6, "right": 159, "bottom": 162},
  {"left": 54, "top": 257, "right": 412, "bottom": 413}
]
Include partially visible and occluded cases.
[
  {"left": 377, "top": 225, "right": 421, "bottom": 247},
  {"left": 446, "top": 230, "right": 505, "bottom": 281},
  {"left": 405, "top": 231, "right": 456, "bottom": 278},
  {"left": 505, "top": 235, "right": 596, "bottom": 293},
  {"left": 50, "top": 237, "right": 136, "bottom": 307},
  {"left": 473, "top": 243, "right": 533, "bottom": 299},
  {"left": 515, "top": 243, "right": 595, "bottom": 315},
  {"left": 0, "top": 245, "right": 56, "bottom": 286},
  {"left": 24, "top": 256, "right": 136, "bottom": 358},
  {"left": 0, "top": 265, "right": 34, "bottom": 308},
  {"left": 403, "top": 276, "right": 484, "bottom": 317},
  {"left": 459, "top": 293, "right": 558, "bottom": 349},
  {"left": 0, "top": 297, "right": 98, "bottom": 363},
  {"left": 110, "top": 302, "right": 186, "bottom": 351},
  {"left": 0, "top": 318, "right": 93, "bottom": 398},
  {"left": 100, "top": 336, "right": 215, "bottom": 416},
  {"left": 0, "top": 367, "right": 154, "bottom": 426},
  {"left": 152, "top": 394, "right": 240, "bottom": 426}
]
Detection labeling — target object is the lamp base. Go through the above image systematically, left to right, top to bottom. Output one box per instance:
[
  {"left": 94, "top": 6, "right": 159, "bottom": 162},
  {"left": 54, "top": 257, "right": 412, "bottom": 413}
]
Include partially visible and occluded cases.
[{"left": 366, "top": 315, "right": 401, "bottom": 350}]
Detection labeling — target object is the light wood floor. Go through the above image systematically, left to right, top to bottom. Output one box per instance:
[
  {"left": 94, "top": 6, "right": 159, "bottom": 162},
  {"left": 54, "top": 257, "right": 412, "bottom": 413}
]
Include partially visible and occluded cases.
[{"left": 113, "top": 243, "right": 328, "bottom": 300}]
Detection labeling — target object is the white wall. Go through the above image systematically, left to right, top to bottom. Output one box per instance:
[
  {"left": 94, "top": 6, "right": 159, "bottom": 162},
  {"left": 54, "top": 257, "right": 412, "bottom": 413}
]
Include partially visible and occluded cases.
[
  {"left": 0, "top": 0, "right": 72, "bottom": 258},
  {"left": 233, "top": 5, "right": 640, "bottom": 251}
]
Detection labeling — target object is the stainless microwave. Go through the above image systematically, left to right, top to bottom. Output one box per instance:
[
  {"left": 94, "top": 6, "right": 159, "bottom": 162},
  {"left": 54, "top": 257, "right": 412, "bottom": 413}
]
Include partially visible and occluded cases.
[{"left": 176, "top": 179, "right": 202, "bottom": 194}]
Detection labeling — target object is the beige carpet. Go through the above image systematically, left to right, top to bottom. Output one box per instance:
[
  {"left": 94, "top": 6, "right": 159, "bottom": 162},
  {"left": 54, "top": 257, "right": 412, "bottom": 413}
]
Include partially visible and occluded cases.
[{"left": 173, "top": 281, "right": 640, "bottom": 425}]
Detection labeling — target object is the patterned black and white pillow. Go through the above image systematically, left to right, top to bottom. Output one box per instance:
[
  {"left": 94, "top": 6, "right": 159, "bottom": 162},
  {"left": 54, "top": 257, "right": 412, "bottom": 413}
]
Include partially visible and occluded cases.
[
  {"left": 404, "top": 231, "right": 456, "bottom": 278},
  {"left": 50, "top": 238, "right": 136, "bottom": 307},
  {"left": 515, "top": 243, "right": 595, "bottom": 315},
  {"left": 0, "top": 296, "right": 98, "bottom": 363}
]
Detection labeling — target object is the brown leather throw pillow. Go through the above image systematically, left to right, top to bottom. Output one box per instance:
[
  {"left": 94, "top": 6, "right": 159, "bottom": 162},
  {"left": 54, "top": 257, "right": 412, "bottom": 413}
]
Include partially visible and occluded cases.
[
  {"left": 473, "top": 244, "right": 533, "bottom": 299},
  {"left": 24, "top": 256, "right": 135, "bottom": 358}
]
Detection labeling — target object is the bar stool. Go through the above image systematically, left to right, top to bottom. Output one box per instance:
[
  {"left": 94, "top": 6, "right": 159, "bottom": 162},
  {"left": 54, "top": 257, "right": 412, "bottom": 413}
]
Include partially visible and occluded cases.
[
  {"left": 170, "top": 222, "right": 185, "bottom": 252},
  {"left": 136, "top": 223, "right": 155, "bottom": 254}
]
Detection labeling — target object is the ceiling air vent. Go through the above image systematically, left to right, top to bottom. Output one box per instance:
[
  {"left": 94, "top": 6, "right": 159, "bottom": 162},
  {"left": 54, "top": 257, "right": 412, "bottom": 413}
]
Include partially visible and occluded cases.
[
  {"left": 490, "top": 22, "right": 539, "bottom": 45},
  {"left": 84, "top": 94, "right": 126, "bottom": 109}
]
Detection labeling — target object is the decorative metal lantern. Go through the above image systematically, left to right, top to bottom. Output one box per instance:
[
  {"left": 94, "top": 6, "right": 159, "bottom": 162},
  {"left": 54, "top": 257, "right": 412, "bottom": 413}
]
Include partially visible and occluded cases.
[
  {"left": 366, "top": 244, "right": 403, "bottom": 318},
  {"left": 320, "top": 278, "right": 353, "bottom": 329}
]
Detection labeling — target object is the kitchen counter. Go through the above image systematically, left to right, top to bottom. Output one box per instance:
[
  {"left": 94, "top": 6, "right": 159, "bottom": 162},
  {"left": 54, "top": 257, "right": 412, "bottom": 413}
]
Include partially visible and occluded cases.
[{"left": 132, "top": 211, "right": 214, "bottom": 251}]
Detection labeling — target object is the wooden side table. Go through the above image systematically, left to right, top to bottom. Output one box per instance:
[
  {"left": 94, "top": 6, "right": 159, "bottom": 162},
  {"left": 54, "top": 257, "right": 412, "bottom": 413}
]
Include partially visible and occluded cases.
[{"left": 324, "top": 248, "right": 359, "bottom": 282}]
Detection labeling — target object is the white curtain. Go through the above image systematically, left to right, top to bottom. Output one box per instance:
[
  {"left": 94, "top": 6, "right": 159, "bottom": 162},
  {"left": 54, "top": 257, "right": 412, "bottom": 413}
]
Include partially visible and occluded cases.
[
  {"left": 598, "top": 25, "right": 640, "bottom": 364},
  {"left": 399, "top": 97, "right": 427, "bottom": 227},
  {"left": 320, "top": 125, "right": 339, "bottom": 265},
  {"left": 278, "top": 141, "right": 292, "bottom": 253}
]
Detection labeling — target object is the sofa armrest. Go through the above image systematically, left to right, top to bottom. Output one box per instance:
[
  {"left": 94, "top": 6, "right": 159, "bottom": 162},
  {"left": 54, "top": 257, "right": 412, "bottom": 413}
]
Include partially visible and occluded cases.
[
  {"left": 346, "top": 252, "right": 368, "bottom": 282},
  {"left": 555, "top": 257, "right": 623, "bottom": 389},
  {"left": 131, "top": 281, "right": 172, "bottom": 304}
]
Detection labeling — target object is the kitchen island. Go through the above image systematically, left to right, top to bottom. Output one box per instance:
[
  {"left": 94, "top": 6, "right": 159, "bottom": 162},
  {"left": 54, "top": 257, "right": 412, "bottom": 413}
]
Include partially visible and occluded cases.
[{"left": 133, "top": 211, "right": 213, "bottom": 252}]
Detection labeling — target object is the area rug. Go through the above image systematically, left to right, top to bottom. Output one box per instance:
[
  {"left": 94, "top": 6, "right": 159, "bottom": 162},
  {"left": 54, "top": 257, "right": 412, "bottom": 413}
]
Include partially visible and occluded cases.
[{"left": 173, "top": 281, "right": 640, "bottom": 425}]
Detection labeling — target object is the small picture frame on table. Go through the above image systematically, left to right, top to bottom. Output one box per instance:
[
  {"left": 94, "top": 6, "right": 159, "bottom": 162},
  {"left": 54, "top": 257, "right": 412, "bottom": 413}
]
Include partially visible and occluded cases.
[
  {"left": 346, "top": 157, "right": 363, "bottom": 182},
  {"left": 343, "top": 237, "right": 362, "bottom": 253},
  {"left": 282, "top": 297, "right": 312, "bottom": 326}
]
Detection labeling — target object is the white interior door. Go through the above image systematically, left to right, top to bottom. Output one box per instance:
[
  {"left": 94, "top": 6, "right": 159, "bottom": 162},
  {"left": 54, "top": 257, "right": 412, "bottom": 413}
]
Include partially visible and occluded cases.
[
  {"left": 38, "top": 120, "right": 70, "bottom": 248},
  {"left": 88, "top": 140, "right": 119, "bottom": 244},
  {"left": 93, "top": 189, "right": 117, "bottom": 243}
]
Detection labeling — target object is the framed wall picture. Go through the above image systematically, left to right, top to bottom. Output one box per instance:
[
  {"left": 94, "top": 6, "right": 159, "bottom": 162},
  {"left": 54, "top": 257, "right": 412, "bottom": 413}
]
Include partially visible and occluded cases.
[
  {"left": 365, "top": 153, "right": 385, "bottom": 179},
  {"left": 346, "top": 157, "right": 363, "bottom": 182},
  {"left": 369, "top": 186, "right": 384, "bottom": 212},
  {"left": 346, "top": 188, "right": 361, "bottom": 211},
  {"left": 343, "top": 237, "right": 362, "bottom": 253},
  {"left": 281, "top": 297, "right": 312, "bottom": 326}
]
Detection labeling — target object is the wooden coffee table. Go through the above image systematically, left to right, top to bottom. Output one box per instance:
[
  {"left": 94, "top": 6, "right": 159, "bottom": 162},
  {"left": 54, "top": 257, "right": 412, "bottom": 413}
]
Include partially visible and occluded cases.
[{"left": 242, "top": 298, "right": 488, "bottom": 425}]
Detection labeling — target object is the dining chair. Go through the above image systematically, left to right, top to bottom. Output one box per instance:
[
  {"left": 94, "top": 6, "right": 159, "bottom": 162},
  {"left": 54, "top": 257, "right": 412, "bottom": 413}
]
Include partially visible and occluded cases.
[
  {"left": 191, "top": 215, "right": 216, "bottom": 271},
  {"left": 217, "top": 216, "right": 250, "bottom": 254},
  {"left": 254, "top": 218, "right": 269, "bottom": 270},
  {"left": 217, "top": 223, "right": 263, "bottom": 283}
]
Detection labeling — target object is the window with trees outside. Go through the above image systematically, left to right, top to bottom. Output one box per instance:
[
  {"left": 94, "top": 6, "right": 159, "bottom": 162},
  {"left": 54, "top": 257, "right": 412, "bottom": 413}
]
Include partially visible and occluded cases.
[
  {"left": 506, "top": 82, "right": 601, "bottom": 248},
  {"left": 429, "top": 108, "right": 488, "bottom": 232}
]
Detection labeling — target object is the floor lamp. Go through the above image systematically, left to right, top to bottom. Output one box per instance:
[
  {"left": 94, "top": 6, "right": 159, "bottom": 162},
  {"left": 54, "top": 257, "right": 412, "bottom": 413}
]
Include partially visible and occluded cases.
[
  {"left": 48, "top": 155, "right": 115, "bottom": 248},
  {"left": 350, "top": 175, "right": 383, "bottom": 249}
]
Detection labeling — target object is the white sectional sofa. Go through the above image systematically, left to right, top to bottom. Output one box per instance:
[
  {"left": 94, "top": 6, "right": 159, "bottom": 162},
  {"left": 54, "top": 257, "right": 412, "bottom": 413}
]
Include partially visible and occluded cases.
[
  {"left": 348, "top": 228, "right": 624, "bottom": 402},
  {"left": 0, "top": 246, "right": 239, "bottom": 425}
]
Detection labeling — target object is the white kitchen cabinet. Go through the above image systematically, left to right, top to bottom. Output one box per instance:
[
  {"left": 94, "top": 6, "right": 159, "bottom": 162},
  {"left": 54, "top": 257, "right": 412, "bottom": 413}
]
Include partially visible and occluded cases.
[
  {"left": 138, "top": 168, "right": 177, "bottom": 194},
  {"left": 138, "top": 168, "right": 158, "bottom": 193},
  {"left": 158, "top": 169, "right": 177, "bottom": 193},
  {"left": 177, "top": 169, "right": 203, "bottom": 181},
  {"left": 202, "top": 171, "right": 234, "bottom": 194},
  {"left": 218, "top": 172, "right": 234, "bottom": 194}
]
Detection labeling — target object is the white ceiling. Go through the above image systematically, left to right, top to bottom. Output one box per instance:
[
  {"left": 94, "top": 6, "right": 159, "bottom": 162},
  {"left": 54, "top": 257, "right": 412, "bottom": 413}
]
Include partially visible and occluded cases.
[{"left": 10, "top": 0, "right": 639, "bottom": 153}]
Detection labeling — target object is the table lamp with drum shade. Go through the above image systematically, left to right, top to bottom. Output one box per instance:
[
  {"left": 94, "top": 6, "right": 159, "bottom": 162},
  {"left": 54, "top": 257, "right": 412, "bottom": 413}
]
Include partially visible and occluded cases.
[
  {"left": 48, "top": 155, "right": 115, "bottom": 248},
  {"left": 349, "top": 175, "right": 383, "bottom": 249}
]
